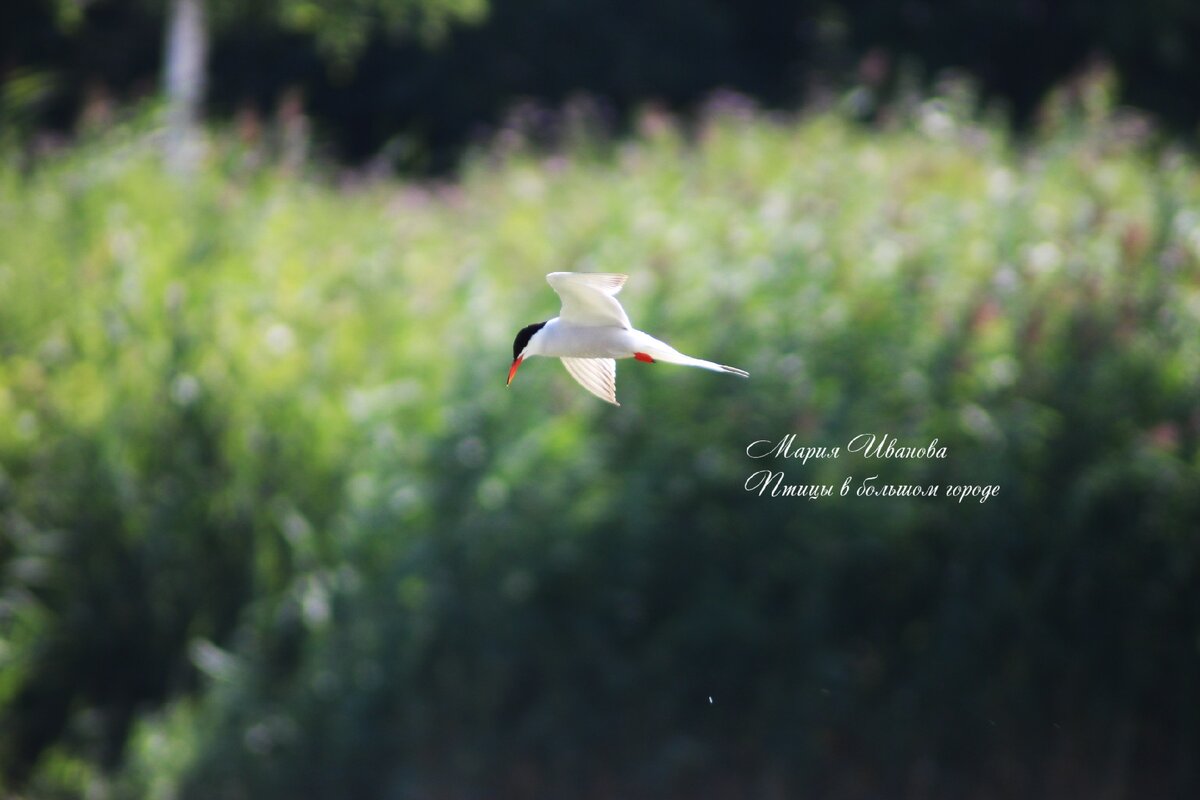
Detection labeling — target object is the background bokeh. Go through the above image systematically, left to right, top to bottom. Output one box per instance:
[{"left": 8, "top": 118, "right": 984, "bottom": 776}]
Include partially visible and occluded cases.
[{"left": 2, "top": 2, "right": 1200, "bottom": 798}]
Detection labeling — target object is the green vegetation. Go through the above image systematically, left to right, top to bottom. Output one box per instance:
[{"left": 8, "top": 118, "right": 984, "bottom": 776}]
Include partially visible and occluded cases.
[
  {"left": 8, "top": 0, "right": 1200, "bottom": 167},
  {"left": 2, "top": 90, "right": 1200, "bottom": 797}
]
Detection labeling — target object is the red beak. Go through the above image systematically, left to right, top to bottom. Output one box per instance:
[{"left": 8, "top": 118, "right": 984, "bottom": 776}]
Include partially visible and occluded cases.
[{"left": 506, "top": 356, "right": 523, "bottom": 386}]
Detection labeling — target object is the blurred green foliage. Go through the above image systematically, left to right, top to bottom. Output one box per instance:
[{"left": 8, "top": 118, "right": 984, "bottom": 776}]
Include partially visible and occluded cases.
[
  {"left": 4, "top": 0, "right": 1200, "bottom": 168},
  {"left": 170, "top": 0, "right": 488, "bottom": 66},
  {"left": 2, "top": 85, "right": 1200, "bottom": 797}
]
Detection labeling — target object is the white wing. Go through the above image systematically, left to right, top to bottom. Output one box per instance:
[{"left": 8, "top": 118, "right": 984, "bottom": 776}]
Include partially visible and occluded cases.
[
  {"left": 547, "top": 272, "right": 631, "bottom": 329},
  {"left": 561, "top": 358, "right": 619, "bottom": 405}
]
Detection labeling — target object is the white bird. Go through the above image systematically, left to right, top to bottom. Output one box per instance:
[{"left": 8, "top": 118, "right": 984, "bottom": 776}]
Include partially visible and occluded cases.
[{"left": 507, "top": 272, "right": 749, "bottom": 405}]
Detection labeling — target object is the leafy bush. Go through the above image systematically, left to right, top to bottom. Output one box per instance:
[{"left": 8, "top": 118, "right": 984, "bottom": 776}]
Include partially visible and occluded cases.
[{"left": 2, "top": 93, "right": 1199, "bottom": 798}]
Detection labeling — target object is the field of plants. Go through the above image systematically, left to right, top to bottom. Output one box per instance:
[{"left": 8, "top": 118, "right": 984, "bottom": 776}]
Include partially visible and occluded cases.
[{"left": 2, "top": 84, "right": 1199, "bottom": 797}]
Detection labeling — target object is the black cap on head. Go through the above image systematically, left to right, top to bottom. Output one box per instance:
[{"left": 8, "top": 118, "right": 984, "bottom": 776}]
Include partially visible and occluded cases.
[{"left": 512, "top": 321, "right": 547, "bottom": 360}]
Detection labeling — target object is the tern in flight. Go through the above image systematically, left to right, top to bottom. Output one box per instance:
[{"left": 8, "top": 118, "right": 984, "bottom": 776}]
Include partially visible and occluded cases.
[{"left": 507, "top": 272, "right": 749, "bottom": 405}]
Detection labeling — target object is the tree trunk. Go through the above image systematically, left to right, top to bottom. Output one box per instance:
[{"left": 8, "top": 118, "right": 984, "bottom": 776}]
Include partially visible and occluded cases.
[{"left": 162, "top": 0, "right": 207, "bottom": 172}]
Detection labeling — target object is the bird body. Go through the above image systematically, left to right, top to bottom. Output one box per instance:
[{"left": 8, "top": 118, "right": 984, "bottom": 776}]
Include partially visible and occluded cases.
[{"left": 508, "top": 272, "right": 748, "bottom": 405}]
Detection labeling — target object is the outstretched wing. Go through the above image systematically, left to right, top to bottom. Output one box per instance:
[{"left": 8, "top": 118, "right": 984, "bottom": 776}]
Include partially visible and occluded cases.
[
  {"left": 546, "top": 272, "right": 631, "bottom": 329},
  {"left": 561, "top": 358, "right": 619, "bottom": 405}
]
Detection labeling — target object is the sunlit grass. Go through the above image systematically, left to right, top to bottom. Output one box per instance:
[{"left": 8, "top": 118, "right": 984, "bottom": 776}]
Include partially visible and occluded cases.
[{"left": 2, "top": 89, "right": 1199, "bottom": 797}]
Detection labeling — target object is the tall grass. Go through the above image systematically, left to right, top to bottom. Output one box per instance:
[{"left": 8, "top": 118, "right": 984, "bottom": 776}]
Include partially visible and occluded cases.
[{"left": 2, "top": 90, "right": 1199, "bottom": 798}]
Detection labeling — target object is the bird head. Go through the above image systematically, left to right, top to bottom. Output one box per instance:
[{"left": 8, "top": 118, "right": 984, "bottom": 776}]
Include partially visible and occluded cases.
[{"left": 507, "top": 321, "right": 547, "bottom": 386}]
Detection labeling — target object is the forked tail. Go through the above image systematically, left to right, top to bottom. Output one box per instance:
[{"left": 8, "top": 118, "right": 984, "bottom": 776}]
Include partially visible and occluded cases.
[
  {"left": 631, "top": 332, "right": 750, "bottom": 377},
  {"left": 638, "top": 346, "right": 749, "bottom": 377},
  {"left": 686, "top": 357, "right": 749, "bottom": 377},
  {"left": 716, "top": 363, "right": 750, "bottom": 378}
]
